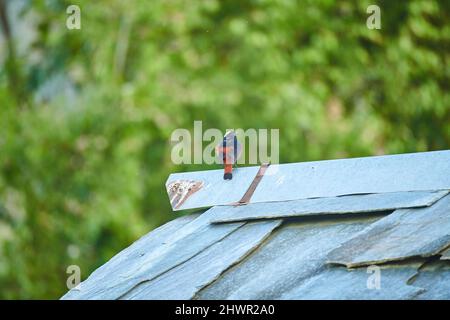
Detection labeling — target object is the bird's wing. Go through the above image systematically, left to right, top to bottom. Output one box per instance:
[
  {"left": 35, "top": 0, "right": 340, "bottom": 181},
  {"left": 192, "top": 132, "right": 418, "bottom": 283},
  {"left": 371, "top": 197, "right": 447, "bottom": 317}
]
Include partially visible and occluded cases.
[{"left": 215, "top": 145, "right": 225, "bottom": 164}]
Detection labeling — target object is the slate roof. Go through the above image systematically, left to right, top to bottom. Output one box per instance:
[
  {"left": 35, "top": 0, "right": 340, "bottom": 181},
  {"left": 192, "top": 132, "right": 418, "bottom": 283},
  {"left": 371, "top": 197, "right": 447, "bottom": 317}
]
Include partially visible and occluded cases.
[{"left": 62, "top": 150, "right": 450, "bottom": 300}]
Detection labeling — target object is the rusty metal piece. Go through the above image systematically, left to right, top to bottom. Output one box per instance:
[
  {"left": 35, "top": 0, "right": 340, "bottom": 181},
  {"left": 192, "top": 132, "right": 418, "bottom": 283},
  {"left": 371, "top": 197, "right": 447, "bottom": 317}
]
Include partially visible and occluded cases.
[
  {"left": 233, "top": 163, "right": 270, "bottom": 206},
  {"left": 167, "top": 180, "right": 204, "bottom": 209}
]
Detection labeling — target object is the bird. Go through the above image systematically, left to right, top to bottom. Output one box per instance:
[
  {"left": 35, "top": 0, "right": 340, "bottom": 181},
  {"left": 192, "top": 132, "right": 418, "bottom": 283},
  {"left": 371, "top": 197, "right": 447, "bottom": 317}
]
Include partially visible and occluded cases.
[{"left": 215, "top": 130, "right": 242, "bottom": 180}]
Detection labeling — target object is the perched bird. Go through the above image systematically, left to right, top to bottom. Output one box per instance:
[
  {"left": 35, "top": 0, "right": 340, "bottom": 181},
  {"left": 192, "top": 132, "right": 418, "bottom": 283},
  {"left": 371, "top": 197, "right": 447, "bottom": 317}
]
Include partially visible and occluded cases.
[{"left": 216, "top": 130, "right": 242, "bottom": 180}]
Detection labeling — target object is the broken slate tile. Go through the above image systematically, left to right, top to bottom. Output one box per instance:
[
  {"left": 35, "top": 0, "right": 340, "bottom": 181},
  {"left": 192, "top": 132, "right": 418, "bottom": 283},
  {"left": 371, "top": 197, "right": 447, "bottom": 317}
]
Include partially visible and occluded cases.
[
  {"left": 327, "top": 194, "right": 450, "bottom": 267},
  {"left": 62, "top": 208, "right": 244, "bottom": 300},
  {"left": 62, "top": 214, "right": 198, "bottom": 299},
  {"left": 196, "top": 215, "right": 381, "bottom": 300},
  {"left": 121, "top": 220, "right": 281, "bottom": 300},
  {"left": 440, "top": 248, "right": 450, "bottom": 260},
  {"left": 410, "top": 259, "right": 450, "bottom": 300},
  {"left": 280, "top": 262, "right": 424, "bottom": 300}
]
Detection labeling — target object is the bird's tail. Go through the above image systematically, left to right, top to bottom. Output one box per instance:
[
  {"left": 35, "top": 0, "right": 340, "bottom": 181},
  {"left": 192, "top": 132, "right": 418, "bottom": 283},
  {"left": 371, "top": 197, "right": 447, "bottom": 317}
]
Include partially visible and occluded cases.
[{"left": 224, "top": 164, "right": 233, "bottom": 180}]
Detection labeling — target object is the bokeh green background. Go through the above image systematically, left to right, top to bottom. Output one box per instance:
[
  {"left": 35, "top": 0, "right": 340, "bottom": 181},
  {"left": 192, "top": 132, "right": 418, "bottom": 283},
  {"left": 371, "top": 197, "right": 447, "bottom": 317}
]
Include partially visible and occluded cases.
[{"left": 0, "top": 0, "right": 448, "bottom": 299}]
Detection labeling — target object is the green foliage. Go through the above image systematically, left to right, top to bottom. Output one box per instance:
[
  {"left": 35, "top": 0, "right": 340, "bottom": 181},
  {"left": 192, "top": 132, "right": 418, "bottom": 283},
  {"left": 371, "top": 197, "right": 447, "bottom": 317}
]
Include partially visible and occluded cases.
[{"left": 0, "top": 0, "right": 448, "bottom": 298}]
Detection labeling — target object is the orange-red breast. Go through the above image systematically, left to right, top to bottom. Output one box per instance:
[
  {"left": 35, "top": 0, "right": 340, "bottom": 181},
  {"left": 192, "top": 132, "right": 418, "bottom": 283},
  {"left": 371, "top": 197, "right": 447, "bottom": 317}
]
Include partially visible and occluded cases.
[{"left": 215, "top": 130, "right": 242, "bottom": 180}]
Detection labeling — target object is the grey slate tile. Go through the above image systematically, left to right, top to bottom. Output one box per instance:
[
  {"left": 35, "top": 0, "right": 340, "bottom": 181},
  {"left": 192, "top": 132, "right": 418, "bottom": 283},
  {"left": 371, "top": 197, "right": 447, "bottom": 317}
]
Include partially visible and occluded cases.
[
  {"left": 167, "top": 150, "right": 450, "bottom": 210},
  {"left": 211, "top": 190, "right": 449, "bottom": 223},
  {"left": 327, "top": 194, "right": 450, "bottom": 267},
  {"left": 62, "top": 208, "right": 244, "bottom": 299},
  {"left": 62, "top": 214, "right": 198, "bottom": 299},
  {"left": 196, "top": 215, "right": 383, "bottom": 300},
  {"left": 121, "top": 220, "right": 281, "bottom": 300},
  {"left": 440, "top": 248, "right": 450, "bottom": 260},
  {"left": 411, "top": 259, "right": 450, "bottom": 299},
  {"left": 280, "top": 262, "right": 424, "bottom": 300}
]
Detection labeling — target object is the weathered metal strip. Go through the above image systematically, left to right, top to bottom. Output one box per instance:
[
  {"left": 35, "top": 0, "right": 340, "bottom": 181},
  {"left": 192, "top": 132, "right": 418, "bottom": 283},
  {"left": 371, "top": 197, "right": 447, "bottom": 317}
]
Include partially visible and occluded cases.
[
  {"left": 166, "top": 150, "right": 450, "bottom": 211},
  {"left": 233, "top": 163, "right": 270, "bottom": 206},
  {"left": 210, "top": 190, "right": 449, "bottom": 223},
  {"left": 327, "top": 194, "right": 450, "bottom": 268},
  {"left": 62, "top": 208, "right": 245, "bottom": 300},
  {"left": 120, "top": 220, "right": 281, "bottom": 300}
]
